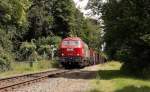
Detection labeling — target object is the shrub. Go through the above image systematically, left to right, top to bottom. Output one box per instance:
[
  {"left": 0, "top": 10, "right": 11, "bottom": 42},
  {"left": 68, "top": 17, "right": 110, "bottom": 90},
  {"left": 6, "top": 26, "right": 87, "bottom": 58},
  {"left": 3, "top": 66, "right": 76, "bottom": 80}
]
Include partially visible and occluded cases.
[
  {"left": 0, "top": 28, "right": 13, "bottom": 51},
  {"left": 36, "top": 36, "right": 61, "bottom": 59},
  {"left": 50, "top": 36, "right": 61, "bottom": 48},
  {"left": 36, "top": 37, "right": 52, "bottom": 46},
  {"left": 19, "top": 41, "right": 36, "bottom": 61},
  {"left": 37, "top": 45, "right": 51, "bottom": 59},
  {"left": 0, "top": 47, "right": 13, "bottom": 71},
  {"left": 115, "top": 50, "right": 130, "bottom": 62}
]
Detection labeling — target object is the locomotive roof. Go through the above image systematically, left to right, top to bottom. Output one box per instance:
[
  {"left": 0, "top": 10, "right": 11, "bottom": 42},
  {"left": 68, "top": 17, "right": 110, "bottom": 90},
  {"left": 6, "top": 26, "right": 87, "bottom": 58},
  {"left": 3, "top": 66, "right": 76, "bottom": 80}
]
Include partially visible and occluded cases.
[{"left": 63, "top": 37, "right": 82, "bottom": 41}]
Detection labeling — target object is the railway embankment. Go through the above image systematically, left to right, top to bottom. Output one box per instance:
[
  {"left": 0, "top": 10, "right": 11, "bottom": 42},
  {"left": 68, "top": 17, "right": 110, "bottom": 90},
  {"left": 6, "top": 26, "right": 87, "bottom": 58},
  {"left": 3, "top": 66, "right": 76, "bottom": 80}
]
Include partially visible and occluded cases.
[
  {"left": 0, "top": 61, "right": 150, "bottom": 92},
  {"left": 9, "top": 65, "right": 102, "bottom": 92}
]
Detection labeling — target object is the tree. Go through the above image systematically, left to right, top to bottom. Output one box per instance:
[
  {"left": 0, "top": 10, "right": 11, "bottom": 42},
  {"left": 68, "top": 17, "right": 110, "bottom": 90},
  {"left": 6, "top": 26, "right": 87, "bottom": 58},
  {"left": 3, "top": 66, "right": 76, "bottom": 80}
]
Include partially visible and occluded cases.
[
  {"left": 0, "top": 0, "right": 31, "bottom": 69},
  {"left": 26, "top": 0, "right": 53, "bottom": 40},
  {"left": 51, "top": 0, "right": 76, "bottom": 37},
  {"left": 88, "top": 0, "right": 150, "bottom": 77},
  {"left": 79, "top": 18, "right": 103, "bottom": 51}
]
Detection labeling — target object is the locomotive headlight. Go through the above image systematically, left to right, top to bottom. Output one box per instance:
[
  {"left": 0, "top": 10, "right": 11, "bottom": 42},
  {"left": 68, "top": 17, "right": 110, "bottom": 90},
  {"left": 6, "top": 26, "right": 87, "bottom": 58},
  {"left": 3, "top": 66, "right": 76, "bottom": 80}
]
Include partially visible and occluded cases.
[
  {"left": 62, "top": 53, "right": 64, "bottom": 56},
  {"left": 77, "top": 54, "right": 80, "bottom": 56}
]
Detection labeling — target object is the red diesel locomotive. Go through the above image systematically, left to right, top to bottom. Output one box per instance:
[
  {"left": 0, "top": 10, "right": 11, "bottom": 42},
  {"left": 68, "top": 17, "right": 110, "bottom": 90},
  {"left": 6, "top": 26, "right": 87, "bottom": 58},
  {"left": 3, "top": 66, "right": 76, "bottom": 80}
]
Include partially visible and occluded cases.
[{"left": 58, "top": 37, "right": 106, "bottom": 68}]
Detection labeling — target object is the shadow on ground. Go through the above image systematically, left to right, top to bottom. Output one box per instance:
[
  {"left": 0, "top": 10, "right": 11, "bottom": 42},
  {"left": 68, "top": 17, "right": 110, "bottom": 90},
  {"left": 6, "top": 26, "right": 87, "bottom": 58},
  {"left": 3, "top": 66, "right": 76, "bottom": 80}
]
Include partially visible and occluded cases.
[
  {"left": 49, "top": 69, "right": 150, "bottom": 81},
  {"left": 50, "top": 70, "right": 98, "bottom": 79},
  {"left": 96, "top": 70, "right": 150, "bottom": 80},
  {"left": 89, "top": 86, "right": 150, "bottom": 92},
  {"left": 115, "top": 86, "right": 150, "bottom": 92}
]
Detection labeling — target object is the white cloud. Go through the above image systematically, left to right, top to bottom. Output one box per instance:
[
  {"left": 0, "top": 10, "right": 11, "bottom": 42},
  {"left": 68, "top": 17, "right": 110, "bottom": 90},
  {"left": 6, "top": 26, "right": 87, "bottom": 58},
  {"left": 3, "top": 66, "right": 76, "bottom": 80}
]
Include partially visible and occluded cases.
[
  {"left": 73, "top": 0, "right": 100, "bottom": 19},
  {"left": 73, "top": 0, "right": 90, "bottom": 16},
  {"left": 73, "top": 0, "right": 89, "bottom": 9}
]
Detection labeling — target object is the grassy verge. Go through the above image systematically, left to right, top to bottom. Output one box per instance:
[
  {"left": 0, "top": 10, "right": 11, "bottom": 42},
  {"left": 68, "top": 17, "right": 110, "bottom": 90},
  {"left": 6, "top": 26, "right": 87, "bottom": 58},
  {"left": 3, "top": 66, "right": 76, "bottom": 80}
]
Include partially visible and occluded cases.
[
  {"left": 0, "top": 60, "right": 59, "bottom": 78},
  {"left": 89, "top": 61, "right": 150, "bottom": 92}
]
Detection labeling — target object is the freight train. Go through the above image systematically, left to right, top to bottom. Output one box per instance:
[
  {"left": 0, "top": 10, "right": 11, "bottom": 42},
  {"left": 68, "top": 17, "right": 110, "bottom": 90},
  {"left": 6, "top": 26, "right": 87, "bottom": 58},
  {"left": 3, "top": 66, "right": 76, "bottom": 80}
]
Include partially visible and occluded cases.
[{"left": 58, "top": 37, "right": 106, "bottom": 68}]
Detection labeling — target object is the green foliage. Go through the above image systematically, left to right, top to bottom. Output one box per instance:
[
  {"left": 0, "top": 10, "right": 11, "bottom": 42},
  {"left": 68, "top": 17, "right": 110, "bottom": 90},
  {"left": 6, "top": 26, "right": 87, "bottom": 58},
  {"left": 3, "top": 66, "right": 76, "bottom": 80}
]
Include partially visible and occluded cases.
[
  {"left": 0, "top": 0, "right": 104, "bottom": 72},
  {"left": 0, "top": 0, "right": 31, "bottom": 26},
  {"left": 0, "top": 0, "right": 31, "bottom": 64},
  {"left": 27, "top": 0, "right": 53, "bottom": 40},
  {"left": 51, "top": 0, "right": 76, "bottom": 37},
  {"left": 88, "top": 0, "right": 150, "bottom": 77},
  {"left": 77, "top": 18, "right": 103, "bottom": 51},
  {"left": 0, "top": 28, "right": 13, "bottom": 51},
  {"left": 0, "top": 28, "right": 13, "bottom": 71},
  {"left": 141, "top": 34, "right": 150, "bottom": 46},
  {"left": 35, "top": 36, "right": 61, "bottom": 59},
  {"left": 36, "top": 36, "right": 61, "bottom": 47},
  {"left": 50, "top": 36, "right": 61, "bottom": 47},
  {"left": 36, "top": 37, "right": 52, "bottom": 46},
  {"left": 19, "top": 41, "right": 36, "bottom": 60},
  {"left": 20, "top": 42, "right": 36, "bottom": 52},
  {"left": 37, "top": 45, "right": 51, "bottom": 59},
  {"left": 38, "top": 45, "right": 51, "bottom": 54},
  {"left": 0, "top": 47, "right": 13, "bottom": 71},
  {"left": 115, "top": 50, "right": 130, "bottom": 62},
  {"left": 29, "top": 51, "right": 38, "bottom": 61},
  {"left": 0, "top": 60, "right": 60, "bottom": 77},
  {"left": 36, "top": 60, "right": 51, "bottom": 69},
  {"left": 37, "top": 60, "right": 59, "bottom": 69},
  {"left": 89, "top": 62, "right": 150, "bottom": 92}
]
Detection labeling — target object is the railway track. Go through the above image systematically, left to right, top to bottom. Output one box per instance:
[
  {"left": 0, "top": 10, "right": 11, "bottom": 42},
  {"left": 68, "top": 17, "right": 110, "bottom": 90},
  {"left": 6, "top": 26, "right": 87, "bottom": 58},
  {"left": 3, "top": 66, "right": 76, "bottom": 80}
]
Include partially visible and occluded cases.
[{"left": 0, "top": 69, "right": 69, "bottom": 92}]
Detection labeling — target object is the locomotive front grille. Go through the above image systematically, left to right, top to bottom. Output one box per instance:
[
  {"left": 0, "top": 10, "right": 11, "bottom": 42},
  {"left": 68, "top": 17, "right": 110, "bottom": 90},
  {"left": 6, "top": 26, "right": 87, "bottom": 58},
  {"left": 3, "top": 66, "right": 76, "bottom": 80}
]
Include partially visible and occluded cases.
[{"left": 60, "top": 57, "right": 82, "bottom": 63}]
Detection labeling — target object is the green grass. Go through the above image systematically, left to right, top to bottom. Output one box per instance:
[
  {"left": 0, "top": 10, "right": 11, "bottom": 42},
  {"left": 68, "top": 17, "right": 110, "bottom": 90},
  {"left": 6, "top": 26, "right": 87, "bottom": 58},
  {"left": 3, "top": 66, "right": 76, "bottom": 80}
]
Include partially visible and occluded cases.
[
  {"left": 0, "top": 60, "right": 59, "bottom": 78},
  {"left": 89, "top": 61, "right": 150, "bottom": 92}
]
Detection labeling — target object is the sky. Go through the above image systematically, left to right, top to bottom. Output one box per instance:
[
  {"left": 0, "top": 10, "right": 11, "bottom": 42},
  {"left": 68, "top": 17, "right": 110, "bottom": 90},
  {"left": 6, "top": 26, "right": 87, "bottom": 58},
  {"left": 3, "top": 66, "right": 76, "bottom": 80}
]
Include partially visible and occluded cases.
[
  {"left": 73, "top": 0, "right": 91, "bottom": 17},
  {"left": 73, "top": 0, "right": 101, "bottom": 19},
  {"left": 73, "top": 0, "right": 89, "bottom": 9}
]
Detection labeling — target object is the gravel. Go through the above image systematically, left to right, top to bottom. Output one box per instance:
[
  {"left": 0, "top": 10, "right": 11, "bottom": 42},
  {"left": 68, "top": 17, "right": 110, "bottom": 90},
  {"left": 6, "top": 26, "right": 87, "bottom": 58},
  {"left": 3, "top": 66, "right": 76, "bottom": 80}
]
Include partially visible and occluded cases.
[
  {"left": 11, "top": 65, "right": 101, "bottom": 92},
  {"left": 11, "top": 78, "right": 90, "bottom": 92}
]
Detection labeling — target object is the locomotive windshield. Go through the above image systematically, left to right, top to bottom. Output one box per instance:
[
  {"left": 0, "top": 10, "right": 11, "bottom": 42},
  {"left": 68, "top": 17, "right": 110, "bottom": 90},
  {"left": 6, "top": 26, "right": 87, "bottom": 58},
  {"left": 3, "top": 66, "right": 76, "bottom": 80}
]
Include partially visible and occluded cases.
[{"left": 62, "top": 40, "right": 80, "bottom": 46}]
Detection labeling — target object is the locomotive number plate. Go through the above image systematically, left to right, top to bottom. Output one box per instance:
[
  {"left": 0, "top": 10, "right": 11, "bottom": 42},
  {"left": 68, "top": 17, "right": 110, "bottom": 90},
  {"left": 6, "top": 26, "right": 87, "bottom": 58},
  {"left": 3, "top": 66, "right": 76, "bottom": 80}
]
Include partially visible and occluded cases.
[{"left": 67, "top": 48, "right": 74, "bottom": 51}]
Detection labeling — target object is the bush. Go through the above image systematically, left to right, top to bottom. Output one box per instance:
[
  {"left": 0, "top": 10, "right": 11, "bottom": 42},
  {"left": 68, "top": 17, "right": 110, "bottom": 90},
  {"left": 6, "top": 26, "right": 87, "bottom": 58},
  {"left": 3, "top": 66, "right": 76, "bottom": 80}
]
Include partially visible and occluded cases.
[
  {"left": 0, "top": 27, "right": 14, "bottom": 71},
  {"left": 0, "top": 28, "right": 13, "bottom": 51},
  {"left": 36, "top": 36, "right": 61, "bottom": 48},
  {"left": 36, "top": 36, "right": 61, "bottom": 59},
  {"left": 50, "top": 36, "right": 61, "bottom": 48},
  {"left": 36, "top": 37, "right": 52, "bottom": 46},
  {"left": 19, "top": 41, "right": 36, "bottom": 61},
  {"left": 37, "top": 45, "right": 51, "bottom": 59},
  {"left": 0, "top": 47, "right": 13, "bottom": 71},
  {"left": 115, "top": 50, "right": 130, "bottom": 62},
  {"left": 121, "top": 50, "right": 150, "bottom": 78},
  {"left": 29, "top": 51, "right": 38, "bottom": 61},
  {"left": 0, "top": 58, "right": 9, "bottom": 71},
  {"left": 121, "top": 61, "right": 150, "bottom": 78},
  {"left": 142, "top": 67, "right": 150, "bottom": 79}
]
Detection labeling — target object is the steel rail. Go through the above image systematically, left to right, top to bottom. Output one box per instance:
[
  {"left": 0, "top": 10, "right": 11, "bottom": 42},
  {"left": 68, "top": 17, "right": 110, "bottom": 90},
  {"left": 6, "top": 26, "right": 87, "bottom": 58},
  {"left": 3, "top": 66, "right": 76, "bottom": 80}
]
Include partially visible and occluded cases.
[{"left": 0, "top": 69, "right": 69, "bottom": 92}]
